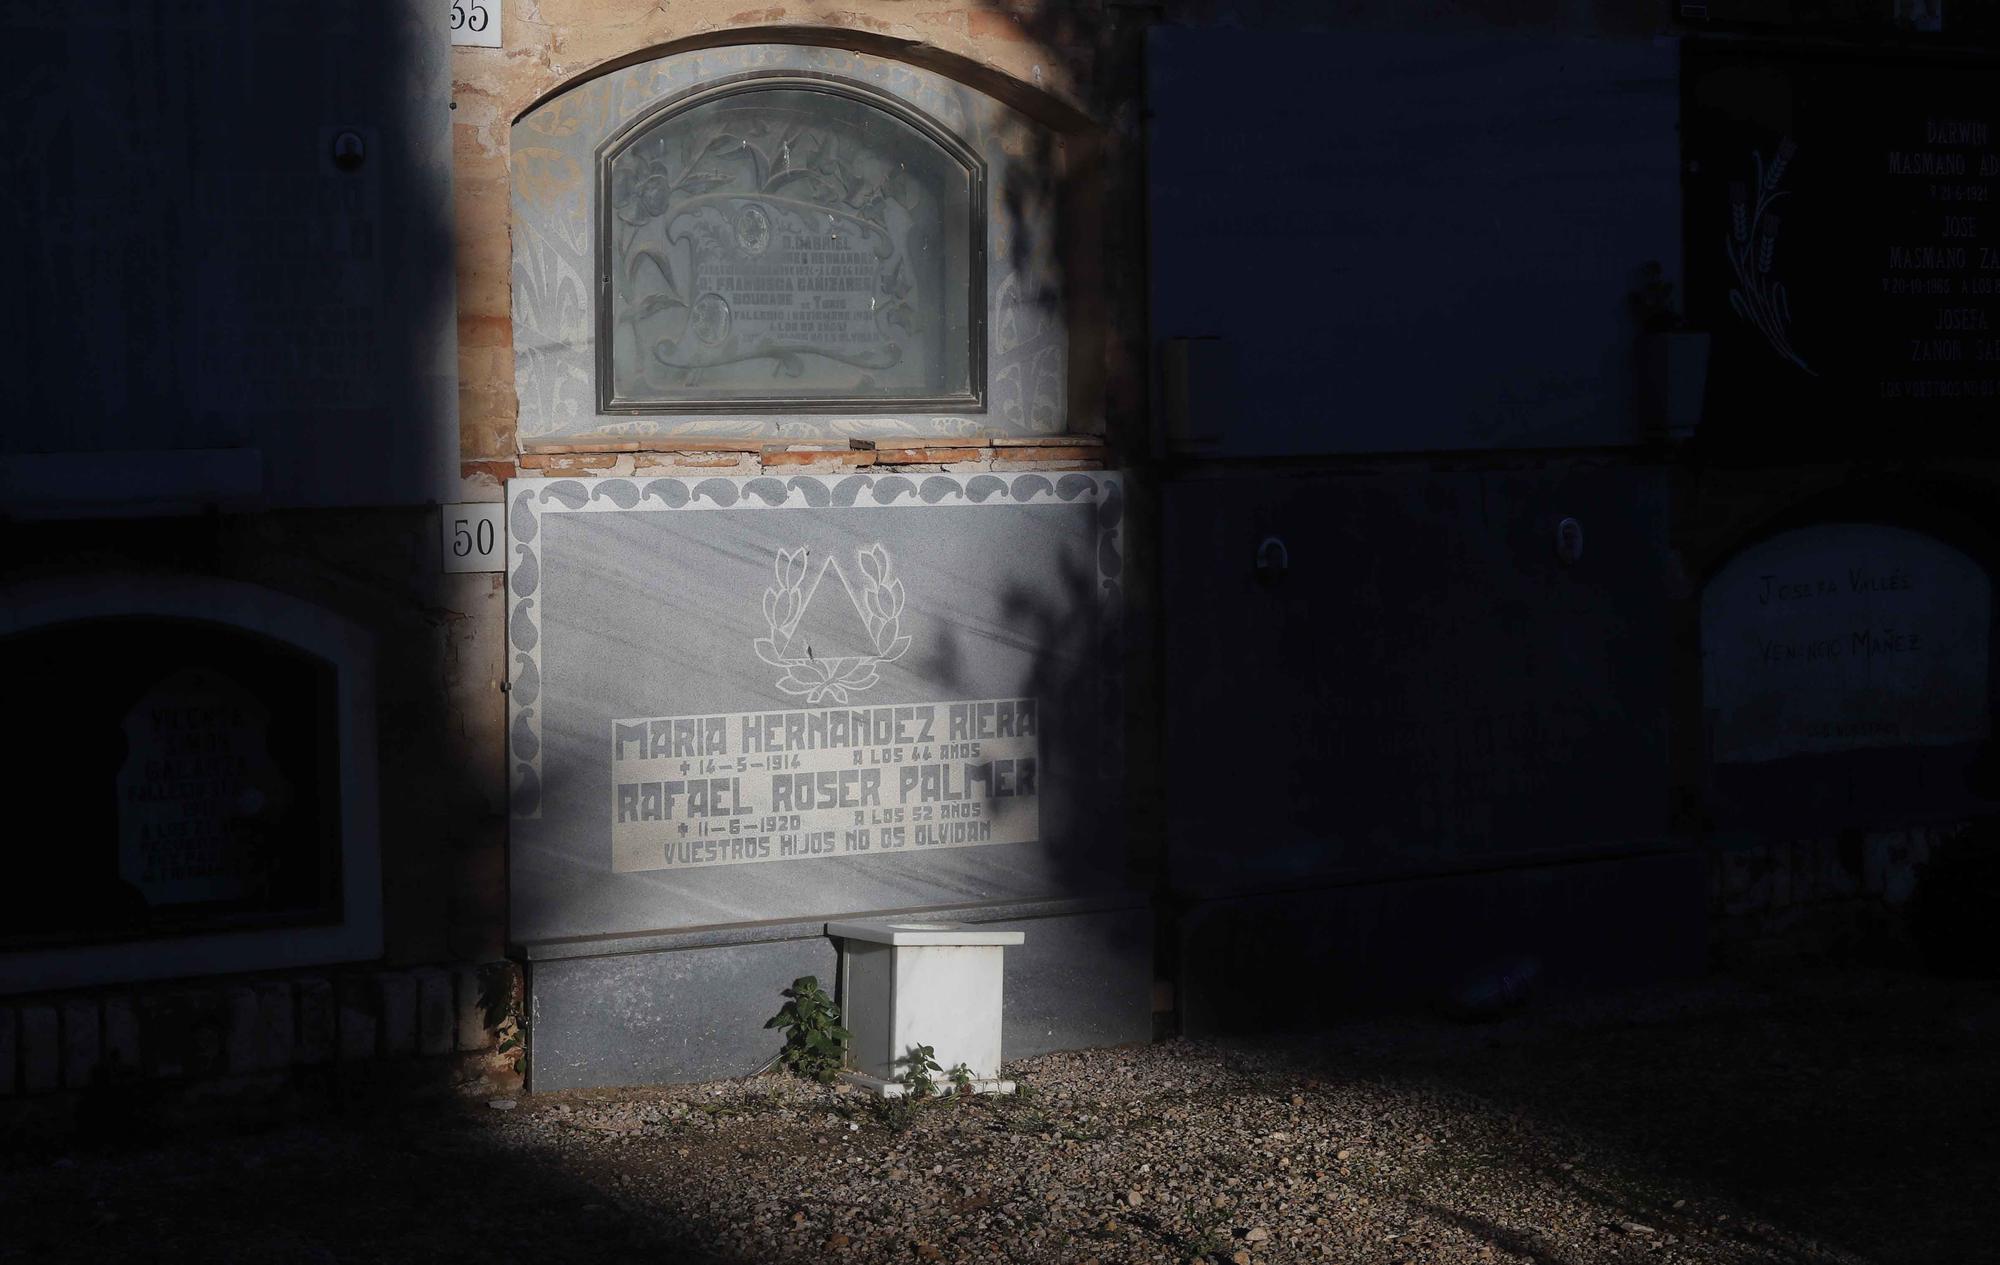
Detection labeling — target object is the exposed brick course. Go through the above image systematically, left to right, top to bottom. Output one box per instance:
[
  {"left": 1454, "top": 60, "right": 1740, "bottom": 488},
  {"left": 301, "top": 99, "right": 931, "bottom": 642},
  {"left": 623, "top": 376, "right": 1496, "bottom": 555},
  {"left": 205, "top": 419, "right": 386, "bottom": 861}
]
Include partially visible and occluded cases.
[
  {"left": 416, "top": 969, "right": 455, "bottom": 1057},
  {"left": 379, "top": 973, "right": 419, "bottom": 1057},
  {"left": 337, "top": 977, "right": 377, "bottom": 1062},
  {"left": 296, "top": 978, "right": 335, "bottom": 1066},
  {"left": 258, "top": 982, "right": 295, "bottom": 1070},
  {"left": 225, "top": 986, "right": 262, "bottom": 1073},
  {"left": 102, "top": 996, "right": 140, "bottom": 1080},
  {"left": 60, "top": 998, "right": 99, "bottom": 1089},
  {"left": 19, "top": 1005, "right": 58, "bottom": 1094},
  {"left": 0, "top": 1008, "right": 16, "bottom": 1096}
]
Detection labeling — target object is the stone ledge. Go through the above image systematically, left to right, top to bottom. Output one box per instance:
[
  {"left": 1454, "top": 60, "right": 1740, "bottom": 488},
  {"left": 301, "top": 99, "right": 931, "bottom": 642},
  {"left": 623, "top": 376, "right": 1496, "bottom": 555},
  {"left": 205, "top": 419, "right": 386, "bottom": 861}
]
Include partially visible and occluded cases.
[
  {"left": 519, "top": 433, "right": 1104, "bottom": 456},
  {"left": 508, "top": 446, "right": 1109, "bottom": 478},
  {"left": 514, "top": 891, "right": 1153, "bottom": 962}
]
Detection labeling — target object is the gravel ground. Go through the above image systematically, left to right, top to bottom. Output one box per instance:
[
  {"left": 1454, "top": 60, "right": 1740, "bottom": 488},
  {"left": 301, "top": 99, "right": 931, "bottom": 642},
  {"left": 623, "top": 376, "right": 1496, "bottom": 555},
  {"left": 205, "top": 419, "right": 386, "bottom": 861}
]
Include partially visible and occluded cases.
[{"left": 3, "top": 967, "right": 1996, "bottom": 1265}]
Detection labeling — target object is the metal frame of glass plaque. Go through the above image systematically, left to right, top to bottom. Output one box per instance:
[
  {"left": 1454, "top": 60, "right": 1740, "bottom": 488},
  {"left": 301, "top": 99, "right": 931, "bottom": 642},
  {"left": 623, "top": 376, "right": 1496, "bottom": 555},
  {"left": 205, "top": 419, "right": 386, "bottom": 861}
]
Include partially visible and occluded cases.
[{"left": 595, "top": 73, "right": 988, "bottom": 415}]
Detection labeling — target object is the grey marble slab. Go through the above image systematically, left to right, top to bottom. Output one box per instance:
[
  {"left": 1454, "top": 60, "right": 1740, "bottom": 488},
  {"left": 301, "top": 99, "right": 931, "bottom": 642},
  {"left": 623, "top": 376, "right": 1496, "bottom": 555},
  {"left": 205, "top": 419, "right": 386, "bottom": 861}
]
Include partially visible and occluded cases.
[
  {"left": 506, "top": 473, "right": 1124, "bottom": 945},
  {"left": 524, "top": 900, "right": 1152, "bottom": 1089},
  {"left": 527, "top": 937, "right": 836, "bottom": 1089}
]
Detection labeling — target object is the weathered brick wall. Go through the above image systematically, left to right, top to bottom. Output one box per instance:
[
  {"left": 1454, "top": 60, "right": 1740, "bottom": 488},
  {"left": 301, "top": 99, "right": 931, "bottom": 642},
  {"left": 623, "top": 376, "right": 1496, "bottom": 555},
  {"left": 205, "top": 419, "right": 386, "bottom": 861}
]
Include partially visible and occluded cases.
[{"left": 0, "top": 962, "right": 520, "bottom": 1100}]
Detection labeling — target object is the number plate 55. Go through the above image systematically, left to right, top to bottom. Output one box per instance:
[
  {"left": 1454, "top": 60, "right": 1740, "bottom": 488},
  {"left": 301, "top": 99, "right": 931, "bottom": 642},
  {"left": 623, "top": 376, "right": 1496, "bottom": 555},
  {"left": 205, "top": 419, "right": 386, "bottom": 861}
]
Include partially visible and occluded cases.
[{"left": 449, "top": 0, "right": 501, "bottom": 47}]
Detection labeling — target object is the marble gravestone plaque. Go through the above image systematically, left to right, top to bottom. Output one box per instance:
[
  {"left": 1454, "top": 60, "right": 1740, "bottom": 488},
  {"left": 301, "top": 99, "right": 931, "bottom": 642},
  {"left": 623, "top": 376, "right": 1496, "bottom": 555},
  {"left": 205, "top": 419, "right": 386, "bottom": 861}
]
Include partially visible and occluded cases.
[
  {"left": 1686, "top": 46, "right": 2000, "bottom": 447},
  {"left": 603, "top": 83, "right": 980, "bottom": 411},
  {"left": 505, "top": 473, "right": 1123, "bottom": 945},
  {"left": 1703, "top": 524, "right": 1991, "bottom": 764},
  {"left": 117, "top": 669, "right": 288, "bottom": 908}
]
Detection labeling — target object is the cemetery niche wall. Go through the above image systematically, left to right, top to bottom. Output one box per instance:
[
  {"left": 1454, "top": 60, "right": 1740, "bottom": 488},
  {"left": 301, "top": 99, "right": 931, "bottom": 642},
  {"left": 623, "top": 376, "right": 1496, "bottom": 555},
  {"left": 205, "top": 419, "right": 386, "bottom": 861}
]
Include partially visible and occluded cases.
[
  {"left": 0, "top": 0, "right": 458, "bottom": 512},
  {"left": 1145, "top": 29, "right": 1682, "bottom": 455},
  {"left": 1686, "top": 42, "right": 2000, "bottom": 451},
  {"left": 512, "top": 44, "right": 1071, "bottom": 445},
  {"left": 1161, "top": 469, "right": 1704, "bottom": 1032},
  {"left": 506, "top": 472, "right": 1144, "bottom": 1088},
  {"left": 1701, "top": 522, "right": 1996, "bottom": 829},
  {"left": 0, "top": 578, "right": 381, "bottom": 994}
]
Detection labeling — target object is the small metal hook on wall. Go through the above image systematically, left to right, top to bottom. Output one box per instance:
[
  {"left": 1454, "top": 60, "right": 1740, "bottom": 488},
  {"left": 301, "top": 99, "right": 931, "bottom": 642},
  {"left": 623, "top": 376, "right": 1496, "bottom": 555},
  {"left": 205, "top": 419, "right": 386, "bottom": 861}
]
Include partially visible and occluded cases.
[
  {"left": 331, "top": 129, "right": 366, "bottom": 172},
  {"left": 1556, "top": 517, "right": 1584, "bottom": 565},
  {"left": 1255, "top": 535, "right": 1290, "bottom": 585}
]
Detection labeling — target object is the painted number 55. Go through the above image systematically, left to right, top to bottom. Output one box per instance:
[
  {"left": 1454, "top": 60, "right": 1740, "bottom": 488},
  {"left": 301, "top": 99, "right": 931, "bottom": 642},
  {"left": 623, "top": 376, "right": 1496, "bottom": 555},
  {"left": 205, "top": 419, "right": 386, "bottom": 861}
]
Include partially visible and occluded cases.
[{"left": 449, "top": 0, "right": 500, "bottom": 45}]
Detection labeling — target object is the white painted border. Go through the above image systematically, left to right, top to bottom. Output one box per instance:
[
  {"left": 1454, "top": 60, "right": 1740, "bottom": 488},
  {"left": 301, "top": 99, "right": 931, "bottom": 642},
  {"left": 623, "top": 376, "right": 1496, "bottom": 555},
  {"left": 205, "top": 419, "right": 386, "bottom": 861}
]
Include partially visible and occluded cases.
[{"left": 0, "top": 576, "right": 383, "bottom": 993}]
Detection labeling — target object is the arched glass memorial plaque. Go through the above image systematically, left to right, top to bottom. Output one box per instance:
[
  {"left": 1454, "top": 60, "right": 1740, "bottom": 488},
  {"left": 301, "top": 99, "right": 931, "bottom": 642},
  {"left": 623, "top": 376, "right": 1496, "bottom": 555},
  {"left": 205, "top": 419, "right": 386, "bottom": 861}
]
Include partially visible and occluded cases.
[
  {"left": 515, "top": 45, "right": 1071, "bottom": 443},
  {"left": 599, "top": 79, "right": 984, "bottom": 412}
]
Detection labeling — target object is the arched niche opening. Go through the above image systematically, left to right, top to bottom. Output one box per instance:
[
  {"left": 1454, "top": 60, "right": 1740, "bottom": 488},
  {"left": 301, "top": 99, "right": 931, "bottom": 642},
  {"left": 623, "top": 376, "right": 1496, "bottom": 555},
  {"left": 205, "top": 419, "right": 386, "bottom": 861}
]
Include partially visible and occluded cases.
[
  {"left": 512, "top": 42, "right": 1077, "bottom": 445},
  {"left": 1698, "top": 521, "right": 1997, "bottom": 829},
  {"left": 0, "top": 578, "right": 380, "bottom": 992}
]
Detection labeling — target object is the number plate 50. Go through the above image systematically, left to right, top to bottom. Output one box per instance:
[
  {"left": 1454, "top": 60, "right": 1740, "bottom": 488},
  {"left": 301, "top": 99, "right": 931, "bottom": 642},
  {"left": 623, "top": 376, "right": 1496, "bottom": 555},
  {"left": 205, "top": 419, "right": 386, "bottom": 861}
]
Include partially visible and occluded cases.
[{"left": 442, "top": 503, "right": 506, "bottom": 573}]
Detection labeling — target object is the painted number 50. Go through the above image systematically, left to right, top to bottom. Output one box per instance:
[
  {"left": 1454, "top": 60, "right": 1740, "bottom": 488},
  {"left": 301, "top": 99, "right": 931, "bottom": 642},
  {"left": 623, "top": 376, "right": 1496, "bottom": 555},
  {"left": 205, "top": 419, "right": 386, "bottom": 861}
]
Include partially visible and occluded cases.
[
  {"left": 442, "top": 504, "right": 505, "bottom": 573},
  {"left": 454, "top": 517, "right": 495, "bottom": 557}
]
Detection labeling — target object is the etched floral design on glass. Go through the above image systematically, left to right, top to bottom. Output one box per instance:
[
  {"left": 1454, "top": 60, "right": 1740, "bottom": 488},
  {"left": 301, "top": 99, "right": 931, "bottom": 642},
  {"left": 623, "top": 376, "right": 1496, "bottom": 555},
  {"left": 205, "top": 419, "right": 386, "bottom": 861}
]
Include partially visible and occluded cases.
[{"left": 602, "top": 83, "right": 981, "bottom": 410}]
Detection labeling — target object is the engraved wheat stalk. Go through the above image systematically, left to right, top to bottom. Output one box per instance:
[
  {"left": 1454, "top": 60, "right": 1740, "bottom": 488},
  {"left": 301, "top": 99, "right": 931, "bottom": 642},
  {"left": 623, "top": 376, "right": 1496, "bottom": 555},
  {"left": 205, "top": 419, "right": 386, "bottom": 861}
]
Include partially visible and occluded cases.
[{"left": 1726, "top": 138, "right": 1815, "bottom": 375}]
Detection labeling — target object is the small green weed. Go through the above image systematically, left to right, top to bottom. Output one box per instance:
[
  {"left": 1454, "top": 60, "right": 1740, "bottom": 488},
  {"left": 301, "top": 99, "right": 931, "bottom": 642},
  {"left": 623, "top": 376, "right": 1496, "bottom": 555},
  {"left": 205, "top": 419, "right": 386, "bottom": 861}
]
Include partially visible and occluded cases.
[
  {"left": 479, "top": 966, "right": 527, "bottom": 1075},
  {"left": 763, "top": 976, "right": 851, "bottom": 1083},
  {"left": 897, "top": 1043, "right": 941, "bottom": 1099},
  {"left": 948, "top": 1062, "right": 976, "bottom": 1096},
  {"left": 870, "top": 1094, "right": 921, "bottom": 1134},
  {"left": 1185, "top": 1207, "right": 1236, "bottom": 1263}
]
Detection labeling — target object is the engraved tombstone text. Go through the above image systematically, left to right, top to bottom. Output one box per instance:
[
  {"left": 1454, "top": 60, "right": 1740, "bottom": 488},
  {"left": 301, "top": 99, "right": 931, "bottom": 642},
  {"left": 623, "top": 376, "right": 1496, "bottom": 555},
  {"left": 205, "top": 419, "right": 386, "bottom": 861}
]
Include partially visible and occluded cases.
[
  {"left": 1702, "top": 524, "right": 1991, "bottom": 762},
  {"left": 116, "top": 668, "right": 288, "bottom": 907}
]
